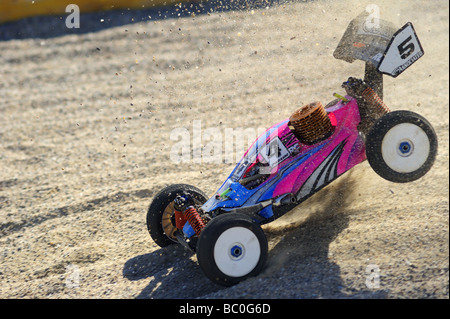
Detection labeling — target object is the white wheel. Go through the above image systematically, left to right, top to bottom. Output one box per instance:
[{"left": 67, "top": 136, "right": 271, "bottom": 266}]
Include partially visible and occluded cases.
[
  {"left": 366, "top": 110, "right": 437, "bottom": 183},
  {"left": 381, "top": 123, "right": 430, "bottom": 173},
  {"left": 196, "top": 213, "right": 268, "bottom": 286},
  {"left": 213, "top": 227, "right": 261, "bottom": 278}
]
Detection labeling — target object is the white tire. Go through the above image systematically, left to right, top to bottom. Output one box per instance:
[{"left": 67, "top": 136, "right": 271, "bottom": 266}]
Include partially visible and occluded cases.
[
  {"left": 366, "top": 110, "right": 437, "bottom": 183},
  {"left": 196, "top": 213, "right": 268, "bottom": 286}
]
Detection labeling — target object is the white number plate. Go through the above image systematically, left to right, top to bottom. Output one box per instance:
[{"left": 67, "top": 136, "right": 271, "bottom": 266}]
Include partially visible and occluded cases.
[{"left": 377, "top": 22, "right": 424, "bottom": 77}]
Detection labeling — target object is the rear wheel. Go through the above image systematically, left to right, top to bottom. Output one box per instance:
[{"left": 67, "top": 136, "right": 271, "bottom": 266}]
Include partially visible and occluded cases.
[
  {"left": 366, "top": 110, "right": 437, "bottom": 183},
  {"left": 146, "top": 184, "right": 207, "bottom": 248},
  {"left": 196, "top": 213, "right": 268, "bottom": 286}
]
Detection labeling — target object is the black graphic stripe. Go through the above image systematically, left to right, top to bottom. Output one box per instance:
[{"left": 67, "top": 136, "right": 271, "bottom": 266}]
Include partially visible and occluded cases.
[{"left": 297, "top": 139, "right": 347, "bottom": 201}]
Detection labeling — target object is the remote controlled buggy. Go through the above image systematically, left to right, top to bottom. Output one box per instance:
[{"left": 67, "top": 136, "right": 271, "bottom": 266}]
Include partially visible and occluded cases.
[{"left": 146, "top": 13, "right": 437, "bottom": 286}]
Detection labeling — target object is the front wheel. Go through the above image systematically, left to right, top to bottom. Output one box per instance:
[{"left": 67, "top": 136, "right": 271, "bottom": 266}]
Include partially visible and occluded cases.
[
  {"left": 366, "top": 110, "right": 438, "bottom": 183},
  {"left": 146, "top": 184, "right": 208, "bottom": 248},
  {"left": 196, "top": 213, "right": 268, "bottom": 286}
]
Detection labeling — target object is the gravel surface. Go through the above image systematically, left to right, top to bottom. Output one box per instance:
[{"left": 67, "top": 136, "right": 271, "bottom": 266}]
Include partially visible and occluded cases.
[{"left": 0, "top": 0, "right": 448, "bottom": 299}]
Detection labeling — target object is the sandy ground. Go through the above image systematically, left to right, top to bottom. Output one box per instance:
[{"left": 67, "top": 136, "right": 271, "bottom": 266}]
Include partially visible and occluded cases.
[{"left": 0, "top": 0, "right": 448, "bottom": 299}]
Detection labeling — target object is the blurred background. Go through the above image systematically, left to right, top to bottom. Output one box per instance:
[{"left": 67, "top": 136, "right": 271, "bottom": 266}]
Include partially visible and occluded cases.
[
  {"left": 1, "top": 0, "right": 289, "bottom": 40},
  {"left": 1, "top": 0, "right": 184, "bottom": 24}
]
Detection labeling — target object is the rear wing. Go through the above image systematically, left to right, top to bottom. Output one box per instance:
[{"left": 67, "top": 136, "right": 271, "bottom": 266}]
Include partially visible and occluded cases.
[{"left": 334, "top": 12, "right": 424, "bottom": 78}]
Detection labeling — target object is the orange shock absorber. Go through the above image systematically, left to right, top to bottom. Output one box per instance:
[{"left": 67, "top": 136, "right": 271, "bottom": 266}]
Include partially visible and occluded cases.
[
  {"left": 361, "top": 87, "right": 390, "bottom": 116},
  {"left": 183, "top": 206, "right": 206, "bottom": 236}
]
